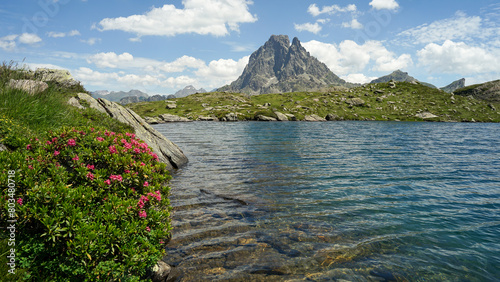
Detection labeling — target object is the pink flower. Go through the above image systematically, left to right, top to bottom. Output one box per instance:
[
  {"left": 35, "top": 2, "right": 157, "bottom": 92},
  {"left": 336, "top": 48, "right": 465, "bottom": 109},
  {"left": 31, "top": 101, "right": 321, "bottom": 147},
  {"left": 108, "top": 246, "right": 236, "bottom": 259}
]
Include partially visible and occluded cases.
[
  {"left": 126, "top": 132, "right": 136, "bottom": 139},
  {"left": 52, "top": 137, "right": 58, "bottom": 143},
  {"left": 96, "top": 137, "right": 104, "bottom": 142},
  {"left": 67, "top": 139, "right": 76, "bottom": 147},
  {"left": 46, "top": 141, "right": 52, "bottom": 145},
  {"left": 124, "top": 143, "right": 132, "bottom": 150},
  {"left": 26, "top": 144, "right": 32, "bottom": 150},
  {"left": 109, "top": 145, "right": 118, "bottom": 154},
  {"left": 133, "top": 148, "right": 141, "bottom": 154},
  {"left": 54, "top": 151, "right": 60, "bottom": 156},
  {"left": 150, "top": 153, "right": 159, "bottom": 161},
  {"left": 72, "top": 155, "right": 79, "bottom": 161},
  {"left": 140, "top": 162, "right": 146, "bottom": 166},
  {"left": 87, "top": 164, "right": 95, "bottom": 170},
  {"left": 28, "top": 165, "right": 34, "bottom": 170},
  {"left": 124, "top": 170, "right": 131, "bottom": 174},
  {"left": 86, "top": 172, "right": 95, "bottom": 180},
  {"left": 109, "top": 174, "right": 123, "bottom": 182},
  {"left": 104, "top": 179, "right": 111, "bottom": 185},
  {"left": 143, "top": 181, "right": 149, "bottom": 187},
  {"left": 140, "top": 195, "right": 149, "bottom": 202},
  {"left": 17, "top": 198, "right": 23, "bottom": 206},
  {"left": 137, "top": 200, "right": 145, "bottom": 209},
  {"left": 139, "top": 210, "right": 147, "bottom": 218},
  {"left": 146, "top": 226, "right": 151, "bottom": 232},
  {"left": 159, "top": 241, "right": 164, "bottom": 244}
]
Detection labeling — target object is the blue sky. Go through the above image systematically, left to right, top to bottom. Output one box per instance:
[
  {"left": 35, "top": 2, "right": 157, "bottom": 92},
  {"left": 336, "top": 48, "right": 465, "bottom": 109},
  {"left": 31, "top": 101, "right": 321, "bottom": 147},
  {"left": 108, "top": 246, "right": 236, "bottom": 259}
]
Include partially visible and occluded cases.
[{"left": 1, "top": 0, "right": 499, "bottom": 94}]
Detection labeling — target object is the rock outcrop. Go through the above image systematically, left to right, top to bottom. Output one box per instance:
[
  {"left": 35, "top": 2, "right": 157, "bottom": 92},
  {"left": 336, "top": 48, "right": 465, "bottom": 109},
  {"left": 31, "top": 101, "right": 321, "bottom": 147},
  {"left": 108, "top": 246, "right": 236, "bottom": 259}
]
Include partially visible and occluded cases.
[
  {"left": 220, "top": 35, "right": 347, "bottom": 95},
  {"left": 32, "top": 68, "right": 80, "bottom": 88},
  {"left": 440, "top": 78, "right": 465, "bottom": 93},
  {"left": 8, "top": 79, "right": 48, "bottom": 95},
  {"left": 454, "top": 79, "right": 500, "bottom": 102},
  {"left": 68, "top": 93, "right": 188, "bottom": 170}
]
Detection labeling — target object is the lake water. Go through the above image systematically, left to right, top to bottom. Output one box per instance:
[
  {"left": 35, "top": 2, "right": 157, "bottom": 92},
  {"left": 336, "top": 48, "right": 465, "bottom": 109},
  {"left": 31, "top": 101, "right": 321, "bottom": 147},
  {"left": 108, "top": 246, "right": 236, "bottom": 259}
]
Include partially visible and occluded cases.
[{"left": 154, "top": 121, "right": 500, "bottom": 281}]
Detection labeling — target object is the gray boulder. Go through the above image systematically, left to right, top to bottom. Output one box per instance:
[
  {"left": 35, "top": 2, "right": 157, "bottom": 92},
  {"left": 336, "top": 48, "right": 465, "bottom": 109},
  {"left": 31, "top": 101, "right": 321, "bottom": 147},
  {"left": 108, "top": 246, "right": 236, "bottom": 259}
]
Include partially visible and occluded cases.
[
  {"left": 33, "top": 68, "right": 80, "bottom": 87},
  {"left": 8, "top": 79, "right": 48, "bottom": 95},
  {"left": 69, "top": 93, "right": 188, "bottom": 170},
  {"left": 274, "top": 111, "right": 289, "bottom": 121},
  {"left": 415, "top": 112, "right": 439, "bottom": 119},
  {"left": 326, "top": 113, "right": 342, "bottom": 121},
  {"left": 158, "top": 114, "right": 191, "bottom": 122},
  {"left": 304, "top": 114, "right": 326, "bottom": 122},
  {"left": 256, "top": 115, "right": 277, "bottom": 121}
]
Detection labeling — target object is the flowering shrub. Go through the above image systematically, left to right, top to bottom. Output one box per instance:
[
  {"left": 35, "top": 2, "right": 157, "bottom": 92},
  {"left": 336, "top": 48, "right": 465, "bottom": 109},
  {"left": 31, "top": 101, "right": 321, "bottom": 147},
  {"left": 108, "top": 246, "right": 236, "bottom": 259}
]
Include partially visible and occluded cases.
[{"left": 0, "top": 126, "right": 172, "bottom": 281}]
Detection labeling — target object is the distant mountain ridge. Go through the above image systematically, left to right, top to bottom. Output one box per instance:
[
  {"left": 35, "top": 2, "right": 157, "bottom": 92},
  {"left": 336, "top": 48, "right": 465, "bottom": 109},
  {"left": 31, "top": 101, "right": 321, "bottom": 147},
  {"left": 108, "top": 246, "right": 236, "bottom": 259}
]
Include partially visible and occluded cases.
[
  {"left": 220, "top": 35, "right": 348, "bottom": 95},
  {"left": 370, "top": 70, "right": 437, "bottom": 88},
  {"left": 175, "top": 85, "right": 207, "bottom": 98},
  {"left": 91, "top": 89, "right": 149, "bottom": 102}
]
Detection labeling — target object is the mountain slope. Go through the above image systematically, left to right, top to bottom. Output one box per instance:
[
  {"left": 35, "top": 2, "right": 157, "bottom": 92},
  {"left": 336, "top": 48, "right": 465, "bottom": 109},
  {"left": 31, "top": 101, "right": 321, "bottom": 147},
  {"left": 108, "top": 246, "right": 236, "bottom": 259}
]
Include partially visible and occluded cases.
[
  {"left": 220, "top": 35, "right": 347, "bottom": 95},
  {"left": 370, "top": 70, "right": 436, "bottom": 88},
  {"left": 440, "top": 78, "right": 466, "bottom": 93},
  {"left": 454, "top": 80, "right": 500, "bottom": 102},
  {"left": 175, "top": 85, "right": 207, "bottom": 98},
  {"left": 91, "top": 89, "right": 149, "bottom": 102}
]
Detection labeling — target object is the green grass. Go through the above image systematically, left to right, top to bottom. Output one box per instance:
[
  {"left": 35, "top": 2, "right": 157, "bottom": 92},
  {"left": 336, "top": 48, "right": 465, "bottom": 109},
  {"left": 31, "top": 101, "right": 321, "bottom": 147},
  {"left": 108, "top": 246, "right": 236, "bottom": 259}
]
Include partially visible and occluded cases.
[
  {"left": 0, "top": 62, "right": 132, "bottom": 148},
  {"left": 127, "top": 82, "right": 500, "bottom": 123}
]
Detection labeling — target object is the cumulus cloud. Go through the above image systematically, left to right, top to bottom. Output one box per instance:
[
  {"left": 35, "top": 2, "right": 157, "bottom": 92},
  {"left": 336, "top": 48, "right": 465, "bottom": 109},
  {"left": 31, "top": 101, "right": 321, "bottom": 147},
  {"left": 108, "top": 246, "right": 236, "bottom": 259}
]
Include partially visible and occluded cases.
[
  {"left": 97, "top": 0, "right": 257, "bottom": 38},
  {"left": 369, "top": 0, "right": 399, "bottom": 11},
  {"left": 308, "top": 3, "right": 357, "bottom": 17},
  {"left": 397, "top": 11, "right": 492, "bottom": 45},
  {"left": 342, "top": 18, "right": 363, "bottom": 29},
  {"left": 294, "top": 22, "right": 323, "bottom": 34},
  {"left": 47, "top": 30, "right": 80, "bottom": 38},
  {"left": 0, "top": 33, "right": 42, "bottom": 51},
  {"left": 18, "top": 33, "right": 42, "bottom": 45},
  {"left": 302, "top": 40, "right": 412, "bottom": 78},
  {"left": 417, "top": 40, "right": 500, "bottom": 74},
  {"left": 86, "top": 52, "right": 206, "bottom": 73},
  {"left": 195, "top": 56, "right": 250, "bottom": 88},
  {"left": 73, "top": 67, "right": 199, "bottom": 90},
  {"left": 341, "top": 73, "right": 377, "bottom": 84}
]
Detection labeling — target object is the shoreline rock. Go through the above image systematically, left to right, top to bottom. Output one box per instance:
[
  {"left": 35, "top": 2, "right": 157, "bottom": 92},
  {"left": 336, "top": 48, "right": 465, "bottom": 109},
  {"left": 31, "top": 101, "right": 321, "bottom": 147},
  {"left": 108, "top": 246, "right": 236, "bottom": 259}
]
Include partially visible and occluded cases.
[{"left": 68, "top": 93, "right": 188, "bottom": 170}]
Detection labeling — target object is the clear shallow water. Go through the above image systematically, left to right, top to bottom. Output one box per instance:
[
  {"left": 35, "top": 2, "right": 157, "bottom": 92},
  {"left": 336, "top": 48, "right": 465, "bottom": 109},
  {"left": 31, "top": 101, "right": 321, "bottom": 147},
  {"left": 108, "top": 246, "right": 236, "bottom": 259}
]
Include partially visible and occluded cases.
[{"left": 154, "top": 122, "right": 500, "bottom": 281}]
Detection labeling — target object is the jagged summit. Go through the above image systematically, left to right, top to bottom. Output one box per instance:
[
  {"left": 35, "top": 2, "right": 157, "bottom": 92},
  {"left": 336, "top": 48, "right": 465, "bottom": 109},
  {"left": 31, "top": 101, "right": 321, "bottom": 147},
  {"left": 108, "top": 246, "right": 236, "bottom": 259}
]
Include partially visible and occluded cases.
[
  {"left": 220, "top": 35, "right": 347, "bottom": 95},
  {"left": 370, "top": 70, "right": 436, "bottom": 88}
]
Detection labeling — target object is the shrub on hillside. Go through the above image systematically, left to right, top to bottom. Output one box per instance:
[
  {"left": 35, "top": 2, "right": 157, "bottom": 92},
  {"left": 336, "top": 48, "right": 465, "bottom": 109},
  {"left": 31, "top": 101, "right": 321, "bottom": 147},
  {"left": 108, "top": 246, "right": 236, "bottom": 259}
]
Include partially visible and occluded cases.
[{"left": 0, "top": 126, "right": 172, "bottom": 281}]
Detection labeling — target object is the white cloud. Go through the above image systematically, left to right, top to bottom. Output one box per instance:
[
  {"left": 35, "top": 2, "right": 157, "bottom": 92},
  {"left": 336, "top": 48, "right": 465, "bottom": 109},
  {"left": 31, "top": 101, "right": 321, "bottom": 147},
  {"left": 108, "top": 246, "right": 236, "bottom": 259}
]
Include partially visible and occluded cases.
[
  {"left": 97, "top": 0, "right": 257, "bottom": 38},
  {"left": 369, "top": 0, "right": 399, "bottom": 11},
  {"left": 308, "top": 3, "right": 357, "bottom": 17},
  {"left": 397, "top": 11, "right": 492, "bottom": 45},
  {"left": 342, "top": 18, "right": 363, "bottom": 29},
  {"left": 294, "top": 22, "right": 323, "bottom": 34},
  {"left": 48, "top": 30, "right": 80, "bottom": 38},
  {"left": 0, "top": 33, "right": 42, "bottom": 51},
  {"left": 18, "top": 33, "right": 42, "bottom": 45},
  {"left": 0, "top": 35, "right": 18, "bottom": 51},
  {"left": 80, "top": 38, "right": 101, "bottom": 45},
  {"left": 302, "top": 39, "right": 412, "bottom": 76},
  {"left": 417, "top": 40, "right": 500, "bottom": 74},
  {"left": 86, "top": 52, "right": 206, "bottom": 73},
  {"left": 86, "top": 52, "right": 134, "bottom": 68},
  {"left": 195, "top": 56, "right": 250, "bottom": 89},
  {"left": 73, "top": 67, "right": 199, "bottom": 90},
  {"left": 341, "top": 73, "right": 377, "bottom": 84}
]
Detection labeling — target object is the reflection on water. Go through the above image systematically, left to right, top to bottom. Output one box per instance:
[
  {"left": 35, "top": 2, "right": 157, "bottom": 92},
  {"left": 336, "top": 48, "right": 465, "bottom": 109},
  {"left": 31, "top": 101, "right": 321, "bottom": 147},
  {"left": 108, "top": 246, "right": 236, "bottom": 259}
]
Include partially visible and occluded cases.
[{"left": 154, "top": 122, "right": 500, "bottom": 281}]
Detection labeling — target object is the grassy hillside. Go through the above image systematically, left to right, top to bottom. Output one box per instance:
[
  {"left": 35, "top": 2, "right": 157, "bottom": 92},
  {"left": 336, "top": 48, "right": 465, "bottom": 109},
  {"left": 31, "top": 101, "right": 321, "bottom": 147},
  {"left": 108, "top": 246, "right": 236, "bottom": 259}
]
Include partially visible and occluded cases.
[
  {"left": 0, "top": 62, "right": 132, "bottom": 150},
  {"left": 128, "top": 82, "right": 500, "bottom": 122}
]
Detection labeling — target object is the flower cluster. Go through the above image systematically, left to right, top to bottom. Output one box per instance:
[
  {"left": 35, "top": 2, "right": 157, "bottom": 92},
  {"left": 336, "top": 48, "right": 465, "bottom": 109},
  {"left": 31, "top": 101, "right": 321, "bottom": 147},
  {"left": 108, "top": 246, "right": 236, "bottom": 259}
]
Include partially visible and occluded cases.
[{"left": 0, "top": 126, "right": 173, "bottom": 280}]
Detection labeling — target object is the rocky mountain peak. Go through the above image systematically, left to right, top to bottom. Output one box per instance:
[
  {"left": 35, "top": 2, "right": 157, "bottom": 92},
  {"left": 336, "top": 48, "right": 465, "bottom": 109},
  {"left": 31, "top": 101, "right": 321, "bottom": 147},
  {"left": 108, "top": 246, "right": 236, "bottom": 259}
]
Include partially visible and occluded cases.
[
  {"left": 220, "top": 35, "right": 346, "bottom": 95},
  {"left": 440, "top": 78, "right": 465, "bottom": 93}
]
